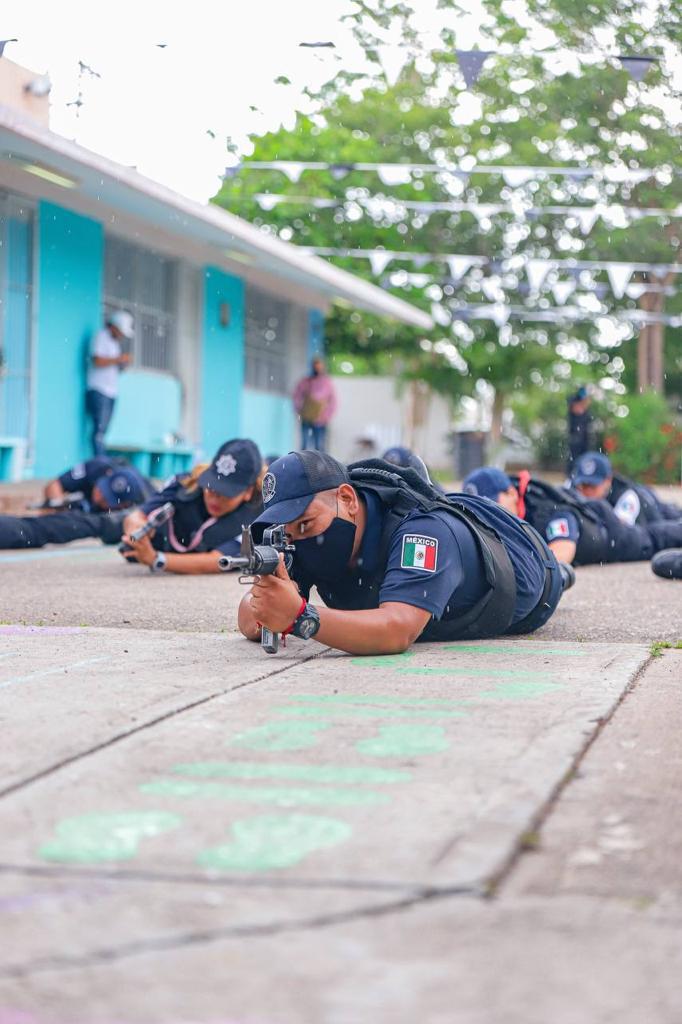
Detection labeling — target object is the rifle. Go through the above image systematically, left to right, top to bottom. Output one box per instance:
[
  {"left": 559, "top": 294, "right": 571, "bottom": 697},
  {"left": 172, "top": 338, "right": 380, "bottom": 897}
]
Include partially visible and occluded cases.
[
  {"left": 27, "top": 491, "right": 87, "bottom": 511},
  {"left": 118, "top": 502, "right": 175, "bottom": 556},
  {"left": 219, "top": 525, "right": 295, "bottom": 654}
]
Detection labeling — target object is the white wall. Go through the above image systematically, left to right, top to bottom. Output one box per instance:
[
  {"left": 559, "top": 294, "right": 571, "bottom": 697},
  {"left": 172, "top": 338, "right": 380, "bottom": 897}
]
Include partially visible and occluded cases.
[{"left": 328, "top": 375, "right": 454, "bottom": 471}]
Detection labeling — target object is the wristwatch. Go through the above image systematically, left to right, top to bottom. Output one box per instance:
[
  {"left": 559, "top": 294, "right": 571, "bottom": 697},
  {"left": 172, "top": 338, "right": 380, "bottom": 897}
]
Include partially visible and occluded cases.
[
  {"left": 149, "top": 551, "right": 167, "bottom": 573},
  {"left": 291, "top": 602, "right": 321, "bottom": 640}
]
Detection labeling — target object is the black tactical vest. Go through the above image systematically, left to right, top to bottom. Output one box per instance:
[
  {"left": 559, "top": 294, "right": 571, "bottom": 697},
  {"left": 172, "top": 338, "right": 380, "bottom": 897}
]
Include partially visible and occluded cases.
[
  {"left": 340, "top": 460, "right": 523, "bottom": 641},
  {"left": 511, "top": 474, "right": 608, "bottom": 565}
]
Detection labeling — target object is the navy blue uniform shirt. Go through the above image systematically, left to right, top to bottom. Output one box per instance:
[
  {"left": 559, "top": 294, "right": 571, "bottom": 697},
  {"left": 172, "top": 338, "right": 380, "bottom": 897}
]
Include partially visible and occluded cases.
[
  {"left": 58, "top": 457, "right": 117, "bottom": 503},
  {"left": 142, "top": 476, "right": 262, "bottom": 556},
  {"left": 293, "top": 489, "right": 547, "bottom": 633}
]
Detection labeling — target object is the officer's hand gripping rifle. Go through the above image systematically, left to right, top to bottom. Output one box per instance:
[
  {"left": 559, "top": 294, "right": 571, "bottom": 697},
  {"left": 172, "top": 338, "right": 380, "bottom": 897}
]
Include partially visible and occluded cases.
[
  {"left": 118, "top": 502, "right": 175, "bottom": 557},
  {"left": 218, "top": 525, "right": 295, "bottom": 655}
]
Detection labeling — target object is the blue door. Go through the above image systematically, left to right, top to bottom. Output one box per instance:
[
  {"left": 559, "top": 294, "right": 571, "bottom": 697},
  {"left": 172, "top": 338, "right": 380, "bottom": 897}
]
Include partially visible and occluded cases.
[{"left": 0, "top": 195, "right": 34, "bottom": 471}]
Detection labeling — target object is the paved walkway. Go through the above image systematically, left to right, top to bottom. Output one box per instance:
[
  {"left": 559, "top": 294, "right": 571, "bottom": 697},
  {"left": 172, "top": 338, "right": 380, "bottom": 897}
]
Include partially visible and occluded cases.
[{"left": 0, "top": 542, "right": 680, "bottom": 1023}]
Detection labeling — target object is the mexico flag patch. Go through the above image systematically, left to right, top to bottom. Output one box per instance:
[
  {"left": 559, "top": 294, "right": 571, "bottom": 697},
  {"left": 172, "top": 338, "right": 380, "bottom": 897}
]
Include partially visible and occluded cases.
[{"left": 401, "top": 534, "right": 438, "bottom": 572}]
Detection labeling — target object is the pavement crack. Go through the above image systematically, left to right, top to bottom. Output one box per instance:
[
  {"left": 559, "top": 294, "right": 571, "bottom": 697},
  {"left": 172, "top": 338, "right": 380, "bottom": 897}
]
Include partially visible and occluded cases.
[
  {"left": 0, "top": 648, "right": 330, "bottom": 802},
  {"left": 487, "top": 651, "right": 656, "bottom": 898},
  {"left": 0, "top": 887, "right": 476, "bottom": 979}
]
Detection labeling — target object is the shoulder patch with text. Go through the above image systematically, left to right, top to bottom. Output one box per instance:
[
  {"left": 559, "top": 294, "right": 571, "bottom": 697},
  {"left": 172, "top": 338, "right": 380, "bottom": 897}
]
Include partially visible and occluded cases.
[
  {"left": 546, "top": 517, "right": 570, "bottom": 540},
  {"left": 401, "top": 534, "right": 438, "bottom": 572}
]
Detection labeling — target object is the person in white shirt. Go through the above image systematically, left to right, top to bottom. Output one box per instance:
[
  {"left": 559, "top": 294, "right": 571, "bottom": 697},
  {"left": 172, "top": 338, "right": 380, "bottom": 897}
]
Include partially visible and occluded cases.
[{"left": 86, "top": 310, "right": 134, "bottom": 456}]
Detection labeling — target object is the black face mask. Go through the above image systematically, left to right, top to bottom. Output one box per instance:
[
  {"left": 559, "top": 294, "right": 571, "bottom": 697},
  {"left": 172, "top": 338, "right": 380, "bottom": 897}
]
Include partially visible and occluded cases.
[{"left": 294, "top": 516, "right": 356, "bottom": 580}]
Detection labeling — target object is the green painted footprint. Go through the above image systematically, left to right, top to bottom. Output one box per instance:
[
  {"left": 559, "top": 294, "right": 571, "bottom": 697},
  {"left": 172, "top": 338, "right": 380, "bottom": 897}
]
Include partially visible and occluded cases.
[
  {"left": 350, "top": 651, "right": 415, "bottom": 668},
  {"left": 230, "top": 721, "right": 331, "bottom": 751},
  {"left": 356, "top": 724, "right": 449, "bottom": 757},
  {"left": 39, "top": 811, "right": 182, "bottom": 864},
  {"left": 198, "top": 814, "right": 352, "bottom": 872}
]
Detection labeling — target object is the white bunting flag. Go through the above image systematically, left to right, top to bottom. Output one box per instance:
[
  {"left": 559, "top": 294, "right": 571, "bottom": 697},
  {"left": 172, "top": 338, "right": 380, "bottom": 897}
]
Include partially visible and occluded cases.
[
  {"left": 279, "top": 162, "right": 306, "bottom": 183},
  {"left": 377, "top": 164, "right": 413, "bottom": 187},
  {"left": 502, "top": 167, "right": 536, "bottom": 188},
  {"left": 255, "top": 194, "right": 281, "bottom": 212},
  {"left": 471, "top": 204, "right": 499, "bottom": 225},
  {"left": 574, "top": 207, "right": 600, "bottom": 235},
  {"left": 367, "top": 251, "right": 395, "bottom": 276},
  {"left": 446, "top": 256, "right": 476, "bottom": 281},
  {"left": 526, "top": 259, "right": 553, "bottom": 293},
  {"left": 606, "top": 263, "right": 635, "bottom": 299},
  {"left": 407, "top": 273, "right": 431, "bottom": 288},
  {"left": 481, "top": 276, "right": 503, "bottom": 302},
  {"left": 552, "top": 280, "right": 577, "bottom": 305},
  {"left": 431, "top": 303, "right": 452, "bottom": 327},
  {"left": 492, "top": 304, "right": 511, "bottom": 327}
]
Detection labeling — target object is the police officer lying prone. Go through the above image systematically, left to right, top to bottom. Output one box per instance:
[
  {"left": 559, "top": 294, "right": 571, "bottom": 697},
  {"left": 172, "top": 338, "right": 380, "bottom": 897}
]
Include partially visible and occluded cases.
[
  {"left": 120, "top": 439, "right": 264, "bottom": 574},
  {"left": 570, "top": 451, "right": 682, "bottom": 527},
  {"left": 238, "top": 452, "right": 573, "bottom": 656},
  {"left": 39, "top": 456, "right": 154, "bottom": 512},
  {"left": 0, "top": 465, "right": 151, "bottom": 550},
  {"left": 463, "top": 466, "right": 682, "bottom": 569}
]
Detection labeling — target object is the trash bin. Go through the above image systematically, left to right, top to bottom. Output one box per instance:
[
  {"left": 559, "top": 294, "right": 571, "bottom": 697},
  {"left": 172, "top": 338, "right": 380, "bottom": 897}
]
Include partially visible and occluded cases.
[{"left": 452, "top": 431, "right": 487, "bottom": 479}]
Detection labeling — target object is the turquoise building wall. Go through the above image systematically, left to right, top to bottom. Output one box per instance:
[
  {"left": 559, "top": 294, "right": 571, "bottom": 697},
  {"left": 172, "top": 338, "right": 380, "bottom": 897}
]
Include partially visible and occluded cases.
[
  {"left": 34, "top": 202, "right": 103, "bottom": 476},
  {"left": 201, "top": 267, "right": 245, "bottom": 457},
  {"left": 309, "top": 308, "right": 325, "bottom": 362},
  {"left": 241, "top": 389, "right": 295, "bottom": 459}
]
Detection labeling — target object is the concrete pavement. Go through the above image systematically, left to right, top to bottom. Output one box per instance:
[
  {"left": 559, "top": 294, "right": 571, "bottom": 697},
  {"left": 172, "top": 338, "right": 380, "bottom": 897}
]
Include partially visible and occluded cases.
[{"left": 0, "top": 541, "right": 681, "bottom": 1022}]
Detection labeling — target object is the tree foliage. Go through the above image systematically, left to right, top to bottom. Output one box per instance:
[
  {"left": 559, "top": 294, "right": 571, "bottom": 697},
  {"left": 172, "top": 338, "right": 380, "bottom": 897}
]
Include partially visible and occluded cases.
[{"left": 213, "top": 0, "right": 682, "bottom": 425}]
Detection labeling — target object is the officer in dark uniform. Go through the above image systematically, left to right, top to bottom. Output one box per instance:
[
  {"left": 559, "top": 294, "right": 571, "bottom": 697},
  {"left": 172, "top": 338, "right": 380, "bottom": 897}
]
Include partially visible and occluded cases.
[
  {"left": 566, "top": 386, "right": 592, "bottom": 473},
  {"left": 121, "top": 439, "right": 264, "bottom": 574},
  {"left": 382, "top": 445, "right": 432, "bottom": 484},
  {"left": 571, "top": 451, "right": 682, "bottom": 527},
  {"left": 238, "top": 452, "right": 571, "bottom": 656},
  {"left": 41, "top": 456, "right": 153, "bottom": 512},
  {"left": 0, "top": 466, "right": 151, "bottom": 550},
  {"left": 463, "top": 466, "right": 682, "bottom": 568}
]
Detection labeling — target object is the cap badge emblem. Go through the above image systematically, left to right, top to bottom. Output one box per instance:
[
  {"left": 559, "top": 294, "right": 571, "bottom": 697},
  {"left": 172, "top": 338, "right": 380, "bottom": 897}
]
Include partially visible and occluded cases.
[
  {"left": 216, "top": 454, "right": 237, "bottom": 477},
  {"left": 262, "top": 472, "right": 277, "bottom": 503}
]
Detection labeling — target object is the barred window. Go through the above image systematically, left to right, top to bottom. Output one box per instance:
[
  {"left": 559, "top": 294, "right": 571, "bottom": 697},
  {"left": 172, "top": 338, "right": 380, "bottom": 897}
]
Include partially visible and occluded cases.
[
  {"left": 104, "top": 235, "right": 177, "bottom": 372},
  {"left": 245, "top": 287, "right": 289, "bottom": 394}
]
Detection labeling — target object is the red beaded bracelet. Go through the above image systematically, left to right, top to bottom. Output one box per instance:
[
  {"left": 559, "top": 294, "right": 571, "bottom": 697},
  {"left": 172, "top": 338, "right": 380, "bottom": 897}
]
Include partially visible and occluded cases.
[{"left": 281, "top": 597, "right": 308, "bottom": 638}]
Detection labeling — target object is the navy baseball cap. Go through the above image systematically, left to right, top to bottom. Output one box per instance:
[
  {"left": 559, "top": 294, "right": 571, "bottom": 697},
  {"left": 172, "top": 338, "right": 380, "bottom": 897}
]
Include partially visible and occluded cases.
[
  {"left": 197, "top": 439, "right": 262, "bottom": 497},
  {"left": 382, "top": 445, "right": 431, "bottom": 484},
  {"left": 254, "top": 450, "right": 349, "bottom": 525},
  {"left": 572, "top": 451, "right": 612, "bottom": 486},
  {"left": 462, "top": 467, "right": 513, "bottom": 500},
  {"left": 95, "top": 468, "right": 148, "bottom": 509}
]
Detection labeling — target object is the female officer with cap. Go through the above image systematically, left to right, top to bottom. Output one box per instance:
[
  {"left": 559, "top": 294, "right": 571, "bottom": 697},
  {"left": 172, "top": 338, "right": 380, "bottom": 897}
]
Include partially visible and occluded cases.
[
  {"left": 121, "top": 439, "right": 264, "bottom": 574},
  {"left": 238, "top": 450, "right": 568, "bottom": 656}
]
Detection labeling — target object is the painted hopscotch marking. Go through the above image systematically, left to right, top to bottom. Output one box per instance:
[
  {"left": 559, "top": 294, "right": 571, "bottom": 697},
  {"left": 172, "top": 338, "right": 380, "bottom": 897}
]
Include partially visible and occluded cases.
[
  {"left": 0, "top": 657, "right": 108, "bottom": 691},
  {"left": 229, "top": 720, "right": 332, "bottom": 751},
  {"left": 356, "top": 725, "right": 449, "bottom": 757},
  {"left": 170, "top": 761, "right": 410, "bottom": 784},
  {"left": 140, "top": 780, "right": 389, "bottom": 807},
  {"left": 40, "top": 812, "right": 182, "bottom": 864},
  {"left": 198, "top": 814, "right": 352, "bottom": 873}
]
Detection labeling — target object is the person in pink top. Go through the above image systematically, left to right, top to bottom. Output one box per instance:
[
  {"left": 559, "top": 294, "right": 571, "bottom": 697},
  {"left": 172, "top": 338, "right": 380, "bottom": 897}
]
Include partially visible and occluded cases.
[{"left": 293, "top": 356, "right": 338, "bottom": 452}]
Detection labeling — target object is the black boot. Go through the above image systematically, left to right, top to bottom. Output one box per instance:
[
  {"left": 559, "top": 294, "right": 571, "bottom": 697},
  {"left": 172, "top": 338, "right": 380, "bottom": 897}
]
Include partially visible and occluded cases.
[
  {"left": 651, "top": 549, "right": 682, "bottom": 580},
  {"left": 559, "top": 562, "right": 576, "bottom": 591}
]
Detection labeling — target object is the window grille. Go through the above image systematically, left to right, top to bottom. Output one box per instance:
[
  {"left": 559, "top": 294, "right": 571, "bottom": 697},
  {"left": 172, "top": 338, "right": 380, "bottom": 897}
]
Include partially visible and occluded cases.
[
  {"left": 103, "top": 235, "right": 177, "bottom": 372},
  {"left": 245, "top": 287, "right": 289, "bottom": 394}
]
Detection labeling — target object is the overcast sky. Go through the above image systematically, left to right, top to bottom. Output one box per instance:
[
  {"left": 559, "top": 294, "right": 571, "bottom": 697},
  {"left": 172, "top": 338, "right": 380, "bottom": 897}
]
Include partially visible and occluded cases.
[{"left": 4, "top": 1, "right": 680, "bottom": 202}]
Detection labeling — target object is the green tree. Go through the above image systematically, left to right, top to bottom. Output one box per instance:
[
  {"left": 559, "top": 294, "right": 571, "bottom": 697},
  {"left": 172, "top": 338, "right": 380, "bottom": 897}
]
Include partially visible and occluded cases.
[{"left": 214, "top": 0, "right": 682, "bottom": 435}]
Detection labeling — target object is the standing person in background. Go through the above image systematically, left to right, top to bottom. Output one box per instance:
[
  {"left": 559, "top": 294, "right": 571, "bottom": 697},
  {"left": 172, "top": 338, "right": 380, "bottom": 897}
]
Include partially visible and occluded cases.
[
  {"left": 86, "top": 310, "right": 134, "bottom": 456},
  {"left": 293, "top": 356, "right": 337, "bottom": 452},
  {"left": 566, "top": 386, "right": 592, "bottom": 474}
]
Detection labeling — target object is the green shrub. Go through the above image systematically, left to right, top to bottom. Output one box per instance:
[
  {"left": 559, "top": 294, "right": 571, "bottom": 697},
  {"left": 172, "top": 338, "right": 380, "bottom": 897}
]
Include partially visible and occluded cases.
[{"left": 605, "top": 393, "right": 682, "bottom": 484}]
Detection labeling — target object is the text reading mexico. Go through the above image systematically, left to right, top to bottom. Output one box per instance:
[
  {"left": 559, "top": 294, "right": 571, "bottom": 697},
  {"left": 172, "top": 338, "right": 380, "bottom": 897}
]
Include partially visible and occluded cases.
[{"left": 401, "top": 534, "right": 438, "bottom": 572}]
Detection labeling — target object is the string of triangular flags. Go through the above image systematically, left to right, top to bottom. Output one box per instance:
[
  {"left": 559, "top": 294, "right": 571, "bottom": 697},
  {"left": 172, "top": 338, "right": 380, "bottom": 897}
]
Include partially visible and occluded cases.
[
  {"left": 454, "top": 50, "right": 658, "bottom": 88},
  {"left": 227, "top": 161, "right": 670, "bottom": 186},
  {"left": 249, "top": 192, "right": 680, "bottom": 233},
  {"left": 298, "top": 248, "right": 680, "bottom": 299},
  {"left": 432, "top": 303, "right": 681, "bottom": 328}
]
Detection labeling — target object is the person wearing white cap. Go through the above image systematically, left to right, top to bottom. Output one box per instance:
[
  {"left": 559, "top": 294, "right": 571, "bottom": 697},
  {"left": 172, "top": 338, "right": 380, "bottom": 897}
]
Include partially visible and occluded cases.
[{"left": 85, "top": 310, "right": 134, "bottom": 456}]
